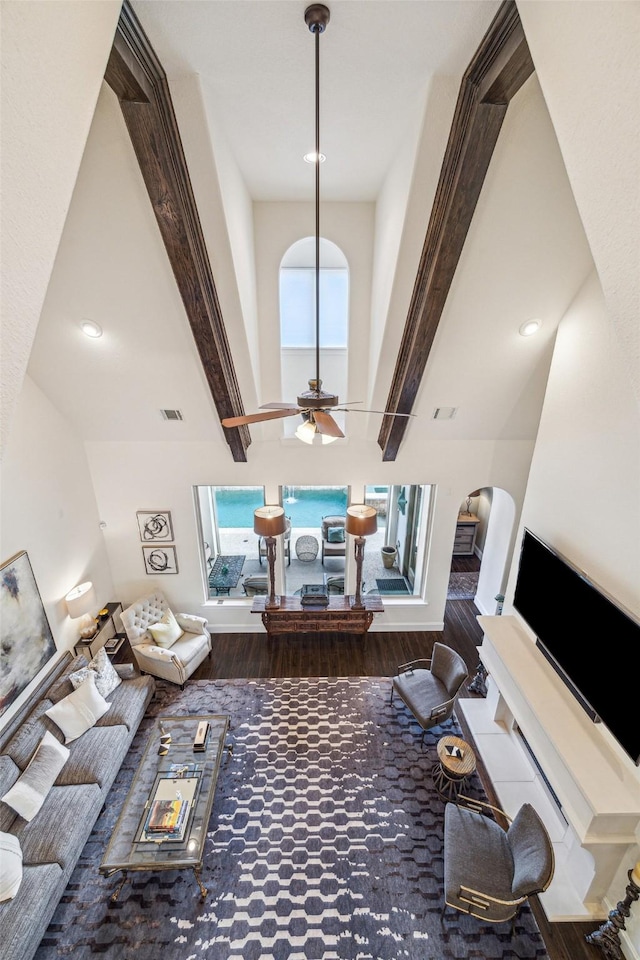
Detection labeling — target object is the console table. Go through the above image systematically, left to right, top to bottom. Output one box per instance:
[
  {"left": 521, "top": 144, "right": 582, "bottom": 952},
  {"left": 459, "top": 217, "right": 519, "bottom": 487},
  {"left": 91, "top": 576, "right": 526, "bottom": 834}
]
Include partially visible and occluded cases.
[{"left": 251, "top": 595, "right": 384, "bottom": 640}]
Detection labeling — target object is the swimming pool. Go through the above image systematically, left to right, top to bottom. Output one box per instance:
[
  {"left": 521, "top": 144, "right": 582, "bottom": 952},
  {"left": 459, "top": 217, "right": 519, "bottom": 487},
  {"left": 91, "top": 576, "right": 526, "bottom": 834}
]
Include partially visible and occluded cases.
[{"left": 215, "top": 486, "right": 348, "bottom": 528}]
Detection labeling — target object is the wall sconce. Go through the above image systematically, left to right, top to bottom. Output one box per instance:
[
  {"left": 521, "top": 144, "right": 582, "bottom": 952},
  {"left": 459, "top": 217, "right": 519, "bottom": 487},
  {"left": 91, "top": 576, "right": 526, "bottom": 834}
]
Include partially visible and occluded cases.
[
  {"left": 463, "top": 489, "right": 481, "bottom": 516},
  {"left": 345, "top": 504, "right": 377, "bottom": 610},
  {"left": 253, "top": 506, "right": 287, "bottom": 609},
  {"left": 65, "top": 581, "right": 97, "bottom": 638}
]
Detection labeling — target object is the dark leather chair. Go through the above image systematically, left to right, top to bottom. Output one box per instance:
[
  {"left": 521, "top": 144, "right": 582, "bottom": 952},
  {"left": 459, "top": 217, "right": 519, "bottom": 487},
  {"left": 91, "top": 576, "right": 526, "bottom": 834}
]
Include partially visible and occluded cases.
[{"left": 390, "top": 642, "right": 468, "bottom": 742}]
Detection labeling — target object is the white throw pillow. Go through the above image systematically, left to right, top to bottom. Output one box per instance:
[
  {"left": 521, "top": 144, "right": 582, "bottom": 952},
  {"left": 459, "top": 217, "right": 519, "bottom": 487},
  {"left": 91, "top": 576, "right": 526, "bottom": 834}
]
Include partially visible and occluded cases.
[
  {"left": 148, "top": 608, "right": 183, "bottom": 648},
  {"left": 69, "top": 645, "right": 122, "bottom": 698},
  {"left": 45, "top": 673, "right": 110, "bottom": 743},
  {"left": 1, "top": 732, "right": 69, "bottom": 822},
  {"left": 0, "top": 832, "right": 22, "bottom": 901}
]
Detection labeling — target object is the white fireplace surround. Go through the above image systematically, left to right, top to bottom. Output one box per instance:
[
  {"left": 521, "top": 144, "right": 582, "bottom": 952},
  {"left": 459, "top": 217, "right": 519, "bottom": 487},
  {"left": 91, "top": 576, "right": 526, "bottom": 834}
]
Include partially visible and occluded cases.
[{"left": 458, "top": 615, "right": 640, "bottom": 923}]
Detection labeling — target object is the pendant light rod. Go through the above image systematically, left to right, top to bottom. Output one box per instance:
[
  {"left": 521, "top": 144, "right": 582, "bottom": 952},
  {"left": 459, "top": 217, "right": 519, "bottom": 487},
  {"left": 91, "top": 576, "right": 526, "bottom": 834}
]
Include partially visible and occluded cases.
[{"left": 305, "top": 4, "right": 330, "bottom": 392}]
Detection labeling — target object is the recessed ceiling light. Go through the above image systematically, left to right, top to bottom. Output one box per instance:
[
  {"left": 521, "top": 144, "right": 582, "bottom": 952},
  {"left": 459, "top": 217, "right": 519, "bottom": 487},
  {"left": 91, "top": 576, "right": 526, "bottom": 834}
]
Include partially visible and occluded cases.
[
  {"left": 303, "top": 151, "right": 326, "bottom": 163},
  {"left": 519, "top": 318, "right": 542, "bottom": 337},
  {"left": 80, "top": 319, "right": 103, "bottom": 338}
]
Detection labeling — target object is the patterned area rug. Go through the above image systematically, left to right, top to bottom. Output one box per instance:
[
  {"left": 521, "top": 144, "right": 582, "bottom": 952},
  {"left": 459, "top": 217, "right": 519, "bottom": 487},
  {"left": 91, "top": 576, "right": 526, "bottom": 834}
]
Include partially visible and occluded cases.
[
  {"left": 447, "top": 572, "right": 479, "bottom": 599},
  {"left": 36, "top": 678, "right": 549, "bottom": 960}
]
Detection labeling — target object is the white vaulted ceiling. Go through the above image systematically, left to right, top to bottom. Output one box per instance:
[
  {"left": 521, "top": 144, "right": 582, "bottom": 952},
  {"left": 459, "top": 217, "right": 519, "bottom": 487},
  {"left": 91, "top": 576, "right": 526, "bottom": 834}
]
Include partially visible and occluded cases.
[{"left": 22, "top": 1, "right": 599, "bottom": 453}]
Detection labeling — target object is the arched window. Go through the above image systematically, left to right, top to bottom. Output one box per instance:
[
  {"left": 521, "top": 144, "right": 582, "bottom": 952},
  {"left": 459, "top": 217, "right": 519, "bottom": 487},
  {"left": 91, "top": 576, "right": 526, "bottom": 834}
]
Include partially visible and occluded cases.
[{"left": 279, "top": 237, "right": 349, "bottom": 437}]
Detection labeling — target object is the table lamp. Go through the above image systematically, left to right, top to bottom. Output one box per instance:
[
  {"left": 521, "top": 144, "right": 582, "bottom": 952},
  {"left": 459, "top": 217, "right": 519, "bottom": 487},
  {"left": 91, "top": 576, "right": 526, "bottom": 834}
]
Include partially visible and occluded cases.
[
  {"left": 463, "top": 489, "right": 481, "bottom": 516},
  {"left": 345, "top": 504, "right": 377, "bottom": 609},
  {"left": 253, "top": 506, "right": 287, "bottom": 609},
  {"left": 65, "top": 581, "right": 97, "bottom": 638}
]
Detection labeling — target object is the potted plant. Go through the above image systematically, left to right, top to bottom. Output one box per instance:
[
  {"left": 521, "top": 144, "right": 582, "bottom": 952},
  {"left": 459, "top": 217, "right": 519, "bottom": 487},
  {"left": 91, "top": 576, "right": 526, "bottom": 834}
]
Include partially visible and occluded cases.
[{"left": 381, "top": 545, "right": 397, "bottom": 569}]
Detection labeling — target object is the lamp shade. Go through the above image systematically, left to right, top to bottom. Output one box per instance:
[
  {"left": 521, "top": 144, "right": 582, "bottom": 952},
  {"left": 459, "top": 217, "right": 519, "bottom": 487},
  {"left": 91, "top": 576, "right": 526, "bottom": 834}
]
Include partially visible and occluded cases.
[
  {"left": 468, "top": 489, "right": 481, "bottom": 498},
  {"left": 345, "top": 504, "right": 377, "bottom": 538},
  {"left": 254, "top": 505, "right": 287, "bottom": 538},
  {"left": 65, "top": 581, "right": 96, "bottom": 619}
]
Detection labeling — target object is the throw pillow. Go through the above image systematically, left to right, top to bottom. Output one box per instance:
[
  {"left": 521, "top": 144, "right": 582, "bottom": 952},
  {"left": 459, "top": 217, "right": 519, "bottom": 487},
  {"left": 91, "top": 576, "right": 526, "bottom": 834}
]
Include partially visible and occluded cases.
[
  {"left": 327, "top": 526, "right": 345, "bottom": 543},
  {"left": 148, "top": 608, "right": 183, "bottom": 648},
  {"left": 69, "top": 645, "right": 121, "bottom": 698},
  {"left": 45, "top": 674, "right": 110, "bottom": 743},
  {"left": 1, "top": 732, "right": 69, "bottom": 822},
  {"left": 0, "top": 832, "right": 22, "bottom": 901}
]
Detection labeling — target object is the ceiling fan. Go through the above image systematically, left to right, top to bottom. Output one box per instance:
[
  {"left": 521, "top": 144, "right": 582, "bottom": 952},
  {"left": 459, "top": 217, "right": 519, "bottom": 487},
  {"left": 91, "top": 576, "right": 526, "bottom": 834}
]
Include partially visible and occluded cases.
[{"left": 221, "top": 4, "right": 414, "bottom": 444}]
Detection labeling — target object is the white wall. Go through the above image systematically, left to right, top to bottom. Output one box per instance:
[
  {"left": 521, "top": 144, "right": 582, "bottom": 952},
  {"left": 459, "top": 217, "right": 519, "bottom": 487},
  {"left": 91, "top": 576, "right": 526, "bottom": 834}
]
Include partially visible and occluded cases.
[
  {"left": 0, "top": 0, "right": 122, "bottom": 455},
  {"left": 503, "top": 269, "right": 640, "bottom": 952},
  {"left": 0, "top": 377, "right": 114, "bottom": 726}
]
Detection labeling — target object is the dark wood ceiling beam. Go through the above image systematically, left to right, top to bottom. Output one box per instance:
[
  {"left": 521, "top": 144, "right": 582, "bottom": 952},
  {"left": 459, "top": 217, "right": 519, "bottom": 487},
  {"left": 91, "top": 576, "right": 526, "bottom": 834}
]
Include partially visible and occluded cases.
[
  {"left": 378, "top": 0, "right": 534, "bottom": 461},
  {"left": 105, "top": 1, "right": 250, "bottom": 462}
]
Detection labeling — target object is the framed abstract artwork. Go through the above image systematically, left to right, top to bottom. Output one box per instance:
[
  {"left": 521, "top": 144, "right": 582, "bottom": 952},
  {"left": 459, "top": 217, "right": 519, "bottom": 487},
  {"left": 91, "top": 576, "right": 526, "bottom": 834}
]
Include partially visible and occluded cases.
[
  {"left": 137, "top": 510, "right": 174, "bottom": 542},
  {"left": 142, "top": 545, "right": 179, "bottom": 575},
  {"left": 0, "top": 551, "right": 56, "bottom": 717}
]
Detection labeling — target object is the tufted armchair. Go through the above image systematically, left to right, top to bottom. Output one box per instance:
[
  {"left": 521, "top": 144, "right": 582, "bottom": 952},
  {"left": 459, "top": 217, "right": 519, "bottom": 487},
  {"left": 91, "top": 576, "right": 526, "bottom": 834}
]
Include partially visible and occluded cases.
[{"left": 121, "top": 590, "right": 212, "bottom": 688}]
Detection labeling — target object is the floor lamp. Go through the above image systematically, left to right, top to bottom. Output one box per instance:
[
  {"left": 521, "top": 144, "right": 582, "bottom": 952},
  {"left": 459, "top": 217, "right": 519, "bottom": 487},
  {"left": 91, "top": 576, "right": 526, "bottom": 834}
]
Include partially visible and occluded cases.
[
  {"left": 345, "top": 504, "right": 377, "bottom": 610},
  {"left": 254, "top": 506, "right": 287, "bottom": 610}
]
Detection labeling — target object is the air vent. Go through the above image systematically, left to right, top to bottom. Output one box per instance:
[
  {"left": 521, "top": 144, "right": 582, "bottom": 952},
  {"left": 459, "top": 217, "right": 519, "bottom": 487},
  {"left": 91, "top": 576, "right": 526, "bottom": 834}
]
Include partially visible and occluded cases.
[
  {"left": 432, "top": 406, "right": 457, "bottom": 420},
  {"left": 161, "top": 409, "right": 184, "bottom": 421}
]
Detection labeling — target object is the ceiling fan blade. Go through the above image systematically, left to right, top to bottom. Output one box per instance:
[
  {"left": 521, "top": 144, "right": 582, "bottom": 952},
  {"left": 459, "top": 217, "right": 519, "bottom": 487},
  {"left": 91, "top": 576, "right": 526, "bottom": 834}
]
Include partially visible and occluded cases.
[
  {"left": 259, "top": 402, "right": 299, "bottom": 409},
  {"left": 221, "top": 408, "right": 299, "bottom": 428},
  {"left": 333, "top": 408, "right": 417, "bottom": 418},
  {"left": 314, "top": 410, "right": 345, "bottom": 438}
]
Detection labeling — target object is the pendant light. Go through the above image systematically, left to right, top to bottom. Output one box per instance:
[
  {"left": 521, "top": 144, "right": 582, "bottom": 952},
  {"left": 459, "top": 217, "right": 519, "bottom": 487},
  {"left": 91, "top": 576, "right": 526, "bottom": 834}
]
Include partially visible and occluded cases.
[{"left": 297, "top": 4, "right": 338, "bottom": 446}]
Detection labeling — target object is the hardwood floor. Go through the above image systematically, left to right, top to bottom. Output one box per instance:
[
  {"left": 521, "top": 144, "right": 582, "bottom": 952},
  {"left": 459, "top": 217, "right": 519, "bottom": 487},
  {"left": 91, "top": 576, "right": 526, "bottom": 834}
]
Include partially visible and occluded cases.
[{"left": 188, "top": 590, "right": 601, "bottom": 960}]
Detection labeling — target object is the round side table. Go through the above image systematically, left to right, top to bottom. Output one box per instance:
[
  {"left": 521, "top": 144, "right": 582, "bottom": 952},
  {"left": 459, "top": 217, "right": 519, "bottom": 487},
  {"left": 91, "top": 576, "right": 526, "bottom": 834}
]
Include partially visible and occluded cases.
[
  {"left": 295, "top": 535, "right": 319, "bottom": 562},
  {"left": 433, "top": 735, "right": 476, "bottom": 802}
]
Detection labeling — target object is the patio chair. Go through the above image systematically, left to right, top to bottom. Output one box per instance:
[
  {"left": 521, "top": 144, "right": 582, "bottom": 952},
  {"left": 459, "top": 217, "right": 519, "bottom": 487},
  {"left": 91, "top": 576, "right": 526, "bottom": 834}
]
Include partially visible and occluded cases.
[
  {"left": 321, "top": 515, "right": 346, "bottom": 564},
  {"left": 242, "top": 575, "right": 269, "bottom": 596}
]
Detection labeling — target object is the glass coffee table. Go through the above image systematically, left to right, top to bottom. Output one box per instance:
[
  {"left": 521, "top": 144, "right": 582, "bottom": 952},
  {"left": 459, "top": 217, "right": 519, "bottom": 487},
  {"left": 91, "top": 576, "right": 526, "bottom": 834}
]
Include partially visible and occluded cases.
[{"left": 100, "top": 714, "right": 230, "bottom": 901}]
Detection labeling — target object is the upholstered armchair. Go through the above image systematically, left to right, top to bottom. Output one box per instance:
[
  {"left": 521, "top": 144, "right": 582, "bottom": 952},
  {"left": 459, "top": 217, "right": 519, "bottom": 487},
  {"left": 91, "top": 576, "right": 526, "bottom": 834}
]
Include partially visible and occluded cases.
[
  {"left": 320, "top": 515, "right": 346, "bottom": 564},
  {"left": 121, "top": 590, "right": 212, "bottom": 688},
  {"left": 390, "top": 642, "right": 468, "bottom": 742},
  {"left": 443, "top": 797, "right": 554, "bottom": 929}
]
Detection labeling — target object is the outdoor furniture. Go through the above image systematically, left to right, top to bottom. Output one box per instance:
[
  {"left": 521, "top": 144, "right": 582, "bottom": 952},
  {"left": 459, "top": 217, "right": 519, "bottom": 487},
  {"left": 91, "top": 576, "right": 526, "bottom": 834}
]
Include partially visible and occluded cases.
[
  {"left": 320, "top": 515, "right": 346, "bottom": 564},
  {"left": 259, "top": 516, "right": 291, "bottom": 566},
  {"left": 295, "top": 534, "right": 319, "bottom": 562},
  {"left": 208, "top": 554, "right": 245, "bottom": 595},
  {"left": 324, "top": 574, "right": 345, "bottom": 594},
  {"left": 242, "top": 575, "right": 269, "bottom": 596},
  {"left": 121, "top": 590, "right": 212, "bottom": 689},
  {"left": 390, "top": 642, "right": 468, "bottom": 743},
  {"left": 443, "top": 798, "right": 554, "bottom": 929}
]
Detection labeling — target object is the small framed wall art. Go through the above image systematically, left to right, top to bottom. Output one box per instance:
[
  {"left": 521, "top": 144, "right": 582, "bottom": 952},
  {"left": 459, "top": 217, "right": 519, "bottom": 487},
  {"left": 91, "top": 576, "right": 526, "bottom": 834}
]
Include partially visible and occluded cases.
[
  {"left": 137, "top": 510, "right": 174, "bottom": 543},
  {"left": 142, "top": 545, "right": 179, "bottom": 575}
]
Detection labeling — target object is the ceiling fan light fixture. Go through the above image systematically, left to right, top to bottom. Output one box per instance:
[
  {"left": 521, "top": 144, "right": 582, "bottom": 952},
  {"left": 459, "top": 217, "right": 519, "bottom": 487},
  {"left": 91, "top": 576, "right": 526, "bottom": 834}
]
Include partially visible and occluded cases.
[{"left": 303, "top": 151, "right": 326, "bottom": 163}]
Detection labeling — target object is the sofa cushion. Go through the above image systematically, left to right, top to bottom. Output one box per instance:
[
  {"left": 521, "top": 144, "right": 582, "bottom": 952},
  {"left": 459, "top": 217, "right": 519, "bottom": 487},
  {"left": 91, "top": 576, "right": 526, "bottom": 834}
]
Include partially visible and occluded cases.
[
  {"left": 327, "top": 525, "right": 345, "bottom": 543},
  {"left": 148, "top": 607, "right": 183, "bottom": 648},
  {"left": 69, "top": 646, "right": 121, "bottom": 698},
  {"left": 47, "top": 655, "right": 89, "bottom": 704},
  {"left": 45, "top": 674, "right": 110, "bottom": 743},
  {"left": 96, "top": 675, "right": 154, "bottom": 732},
  {"left": 4, "top": 700, "right": 57, "bottom": 769},
  {"left": 54, "top": 724, "right": 129, "bottom": 790},
  {"left": 1, "top": 732, "right": 69, "bottom": 822},
  {"left": 0, "top": 756, "right": 21, "bottom": 832},
  {"left": 15, "top": 782, "right": 102, "bottom": 870},
  {"left": 0, "top": 831, "right": 22, "bottom": 901},
  {"left": 4, "top": 862, "right": 64, "bottom": 960}
]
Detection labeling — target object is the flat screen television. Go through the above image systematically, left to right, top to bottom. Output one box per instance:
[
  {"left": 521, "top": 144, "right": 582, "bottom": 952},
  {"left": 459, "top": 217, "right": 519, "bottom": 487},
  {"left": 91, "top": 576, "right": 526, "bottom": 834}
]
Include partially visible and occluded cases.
[{"left": 513, "top": 528, "right": 640, "bottom": 765}]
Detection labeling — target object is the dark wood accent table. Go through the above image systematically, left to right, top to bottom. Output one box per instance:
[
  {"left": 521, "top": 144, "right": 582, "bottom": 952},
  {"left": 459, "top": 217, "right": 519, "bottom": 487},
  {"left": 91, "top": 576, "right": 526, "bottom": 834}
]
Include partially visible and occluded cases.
[{"left": 251, "top": 595, "right": 384, "bottom": 641}]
